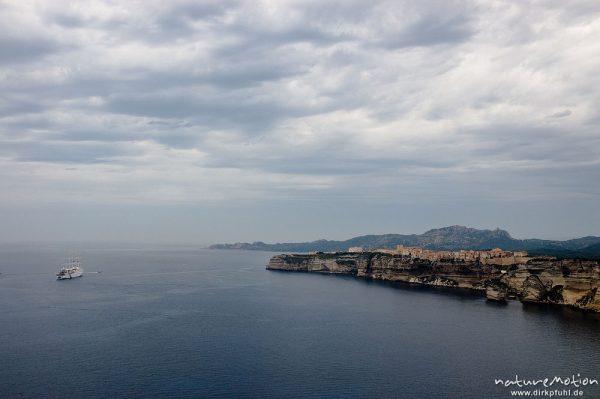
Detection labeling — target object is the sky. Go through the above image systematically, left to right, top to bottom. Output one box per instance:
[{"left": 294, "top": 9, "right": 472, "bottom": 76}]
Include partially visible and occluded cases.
[{"left": 0, "top": 0, "right": 599, "bottom": 244}]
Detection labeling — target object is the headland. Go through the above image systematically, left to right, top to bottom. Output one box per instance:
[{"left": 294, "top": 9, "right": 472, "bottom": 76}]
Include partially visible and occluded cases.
[{"left": 267, "top": 246, "right": 600, "bottom": 312}]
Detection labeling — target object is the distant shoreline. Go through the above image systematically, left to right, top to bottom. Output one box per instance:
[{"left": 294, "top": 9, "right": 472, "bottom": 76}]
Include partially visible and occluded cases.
[{"left": 211, "top": 225, "right": 600, "bottom": 259}]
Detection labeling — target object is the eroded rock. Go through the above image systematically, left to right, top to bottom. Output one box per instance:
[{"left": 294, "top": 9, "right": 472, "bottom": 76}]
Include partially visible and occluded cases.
[{"left": 267, "top": 252, "right": 600, "bottom": 312}]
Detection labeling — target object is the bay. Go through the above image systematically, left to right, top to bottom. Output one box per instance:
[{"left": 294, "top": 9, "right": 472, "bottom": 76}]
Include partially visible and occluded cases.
[{"left": 1, "top": 247, "right": 599, "bottom": 398}]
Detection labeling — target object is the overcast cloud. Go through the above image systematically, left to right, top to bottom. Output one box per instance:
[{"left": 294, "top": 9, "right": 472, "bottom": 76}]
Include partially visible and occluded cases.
[{"left": 0, "top": 0, "right": 599, "bottom": 243}]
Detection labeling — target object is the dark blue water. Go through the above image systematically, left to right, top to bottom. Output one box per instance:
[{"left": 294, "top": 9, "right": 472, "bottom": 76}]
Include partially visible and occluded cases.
[{"left": 1, "top": 247, "right": 599, "bottom": 399}]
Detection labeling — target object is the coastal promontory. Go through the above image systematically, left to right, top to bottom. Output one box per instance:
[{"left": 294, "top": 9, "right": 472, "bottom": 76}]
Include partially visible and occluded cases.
[{"left": 267, "top": 247, "right": 600, "bottom": 312}]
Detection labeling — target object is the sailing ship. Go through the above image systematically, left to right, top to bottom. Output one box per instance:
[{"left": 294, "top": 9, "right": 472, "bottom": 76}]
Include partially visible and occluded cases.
[{"left": 56, "top": 257, "right": 83, "bottom": 280}]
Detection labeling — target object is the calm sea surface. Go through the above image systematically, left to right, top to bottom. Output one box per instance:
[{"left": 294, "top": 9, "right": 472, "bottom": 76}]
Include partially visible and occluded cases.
[{"left": 1, "top": 247, "right": 599, "bottom": 399}]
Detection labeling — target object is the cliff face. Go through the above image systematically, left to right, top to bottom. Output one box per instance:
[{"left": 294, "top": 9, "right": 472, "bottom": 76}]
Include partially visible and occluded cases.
[{"left": 267, "top": 252, "right": 600, "bottom": 312}]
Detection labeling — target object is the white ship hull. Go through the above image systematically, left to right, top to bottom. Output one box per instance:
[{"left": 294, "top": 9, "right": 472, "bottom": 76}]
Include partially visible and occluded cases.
[{"left": 56, "top": 267, "right": 83, "bottom": 280}]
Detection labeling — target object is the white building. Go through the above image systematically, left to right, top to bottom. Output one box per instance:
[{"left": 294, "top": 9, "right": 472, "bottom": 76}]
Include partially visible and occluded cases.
[{"left": 348, "top": 246, "right": 364, "bottom": 253}]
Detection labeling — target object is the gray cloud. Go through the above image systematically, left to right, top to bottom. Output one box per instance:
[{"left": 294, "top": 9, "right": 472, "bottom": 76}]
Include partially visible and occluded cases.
[
  {"left": 0, "top": 0, "right": 599, "bottom": 241},
  {"left": 47, "top": 1, "right": 238, "bottom": 43},
  {"left": 380, "top": 14, "right": 473, "bottom": 49},
  {"left": 0, "top": 36, "right": 63, "bottom": 65},
  {"left": 104, "top": 92, "right": 294, "bottom": 132},
  {"left": 0, "top": 97, "right": 44, "bottom": 117},
  {"left": 549, "top": 110, "right": 572, "bottom": 118},
  {"left": 51, "top": 130, "right": 143, "bottom": 143},
  {"left": 0, "top": 139, "right": 140, "bottom": 164},
  {"left": 217, "top": 156, "right": 459, "bottom": 176}
]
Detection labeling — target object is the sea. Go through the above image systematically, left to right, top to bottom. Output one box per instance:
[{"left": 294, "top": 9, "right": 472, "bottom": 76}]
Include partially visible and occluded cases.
[{"left": 1, "top": 246, "right": 599, "bottom": 399}]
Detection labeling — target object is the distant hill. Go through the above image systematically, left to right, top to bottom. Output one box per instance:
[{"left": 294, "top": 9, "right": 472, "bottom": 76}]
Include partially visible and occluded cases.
[
  {"left": 210, "top": 225, "right": 600, "bottom": 258},
  {"left": 528, "top": 242, "right": 600, "bottom": 260},
  {"left": 581, "top": 242, "right": 600, "bottom": 258}
]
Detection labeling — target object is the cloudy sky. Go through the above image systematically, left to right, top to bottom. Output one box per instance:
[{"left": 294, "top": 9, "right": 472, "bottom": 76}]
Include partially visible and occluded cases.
[{"left": 1, "top": 0, "right": 599, "bottom": 244}]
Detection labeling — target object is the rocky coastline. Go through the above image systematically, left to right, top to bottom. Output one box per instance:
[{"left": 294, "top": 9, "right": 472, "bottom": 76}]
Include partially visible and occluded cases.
[{"left": 267, "top": 252, "right": 600, "bottom": 312}]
